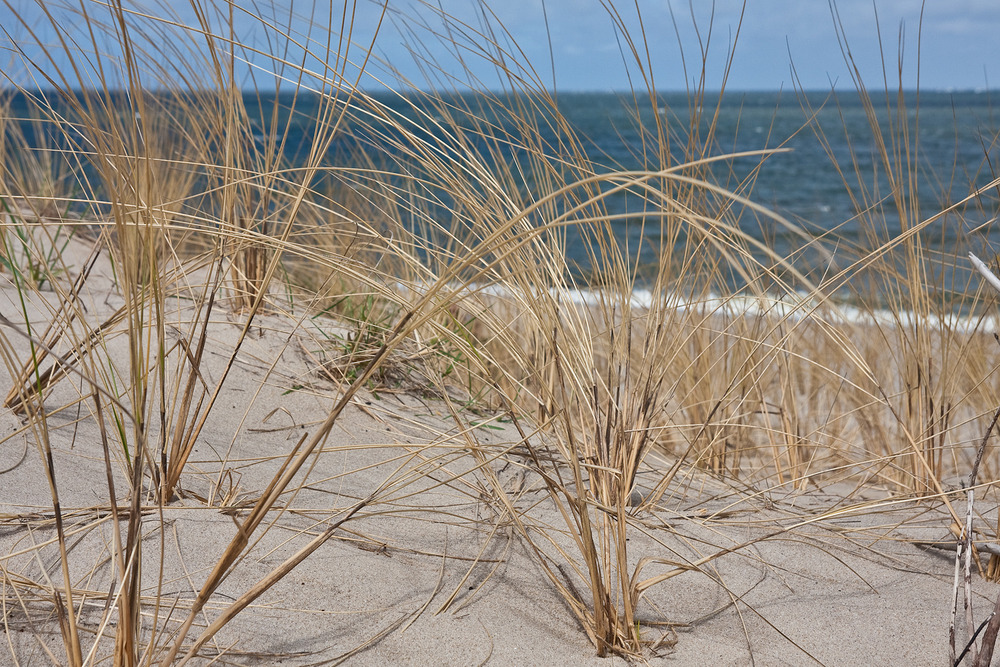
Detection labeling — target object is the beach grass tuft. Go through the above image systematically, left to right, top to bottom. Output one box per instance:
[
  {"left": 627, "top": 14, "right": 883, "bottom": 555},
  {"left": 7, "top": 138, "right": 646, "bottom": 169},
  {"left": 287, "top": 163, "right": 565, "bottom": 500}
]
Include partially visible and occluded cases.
[{"left": 1, "top": 0, "right": 1000, "bottom": 664}]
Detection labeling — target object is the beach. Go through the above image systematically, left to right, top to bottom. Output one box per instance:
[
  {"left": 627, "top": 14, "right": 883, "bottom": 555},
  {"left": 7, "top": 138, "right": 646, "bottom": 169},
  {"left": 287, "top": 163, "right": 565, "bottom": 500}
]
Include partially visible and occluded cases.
[
  {"left": 2, "top": 1, "right": 1000, "bottom": 663},
  {"left": 0, "top": 231, "right": 993, "bottom": 665}
]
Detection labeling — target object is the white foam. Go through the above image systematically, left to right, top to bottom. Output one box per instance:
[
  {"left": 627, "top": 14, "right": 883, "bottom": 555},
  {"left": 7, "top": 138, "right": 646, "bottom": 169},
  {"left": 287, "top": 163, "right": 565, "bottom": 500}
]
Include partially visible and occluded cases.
[{"left": 446, "top": 281, "right": 998, "bottom": 336}]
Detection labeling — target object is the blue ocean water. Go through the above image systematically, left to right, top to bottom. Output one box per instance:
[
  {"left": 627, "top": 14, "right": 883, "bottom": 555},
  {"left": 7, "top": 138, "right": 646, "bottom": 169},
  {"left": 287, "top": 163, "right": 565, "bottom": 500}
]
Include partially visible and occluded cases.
[
  {"left": 7, "top": 89, "right": 1000, "bottom": 287},
  {"left": 255, "top": 89, "right": 1000, "bottom": 278}
]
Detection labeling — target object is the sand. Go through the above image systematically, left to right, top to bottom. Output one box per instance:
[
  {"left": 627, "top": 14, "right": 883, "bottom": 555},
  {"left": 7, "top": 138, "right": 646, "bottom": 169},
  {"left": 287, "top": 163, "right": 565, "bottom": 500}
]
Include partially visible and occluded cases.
[{"left": 0, "top": 234, "right": 994, "bottom": 666}]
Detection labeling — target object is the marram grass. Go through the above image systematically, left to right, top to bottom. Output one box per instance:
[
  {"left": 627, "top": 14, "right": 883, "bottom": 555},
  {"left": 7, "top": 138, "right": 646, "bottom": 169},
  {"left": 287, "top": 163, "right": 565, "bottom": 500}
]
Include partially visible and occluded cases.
[{"left": 1, "top": 0, "right": 1000, "bottom": 663}]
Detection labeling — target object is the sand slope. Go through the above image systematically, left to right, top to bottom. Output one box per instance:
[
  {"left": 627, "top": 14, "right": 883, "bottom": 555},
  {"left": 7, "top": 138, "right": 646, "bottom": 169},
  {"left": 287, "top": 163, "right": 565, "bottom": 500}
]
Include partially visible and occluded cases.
[{"left": 0, "top": 236, "right": 991, "bottom": 666}]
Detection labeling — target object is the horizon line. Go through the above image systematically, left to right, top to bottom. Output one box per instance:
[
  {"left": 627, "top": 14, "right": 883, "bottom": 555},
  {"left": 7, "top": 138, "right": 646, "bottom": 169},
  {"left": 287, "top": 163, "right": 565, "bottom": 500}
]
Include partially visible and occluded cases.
[{"left": 2, "top": 85, "right": 996, "bottom": 96}]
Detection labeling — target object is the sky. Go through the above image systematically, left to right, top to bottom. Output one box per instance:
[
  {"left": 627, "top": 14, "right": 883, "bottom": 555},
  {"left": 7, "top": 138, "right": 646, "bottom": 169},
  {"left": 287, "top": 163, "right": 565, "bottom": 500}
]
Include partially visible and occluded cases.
[
  {"left": 5, "top": 0, "right": 1000, "bottom": 92},
  {"left": 360, "top": 0, "right": 1000, "bottom": 91}
]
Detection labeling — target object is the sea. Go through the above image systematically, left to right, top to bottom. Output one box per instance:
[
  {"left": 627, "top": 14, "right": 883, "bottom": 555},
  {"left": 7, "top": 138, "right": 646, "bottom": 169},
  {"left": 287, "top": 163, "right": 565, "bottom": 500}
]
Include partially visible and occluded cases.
[
  {"left": 6, "top": 88, "right": 1000, "bottom": 296},
  {"left": 288, "top": 89, "right": 1000, "bottom": 300}
]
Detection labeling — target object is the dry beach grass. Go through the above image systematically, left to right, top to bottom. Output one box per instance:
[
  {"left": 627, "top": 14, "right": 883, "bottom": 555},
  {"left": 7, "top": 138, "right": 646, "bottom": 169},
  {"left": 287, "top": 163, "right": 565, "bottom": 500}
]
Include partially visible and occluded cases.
[{"left": 2, "top": 1, "right": 1000, "bottom": 665}]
